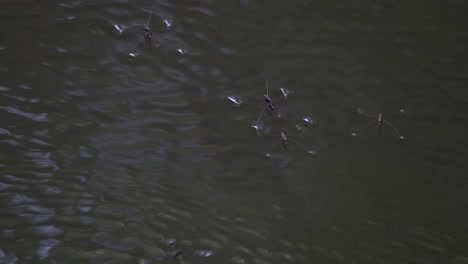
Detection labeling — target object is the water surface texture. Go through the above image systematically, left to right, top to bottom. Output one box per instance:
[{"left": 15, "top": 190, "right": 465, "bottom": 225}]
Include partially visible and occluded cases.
[{"left": 1, "top": 0, "right": 467, "bottom": 263}]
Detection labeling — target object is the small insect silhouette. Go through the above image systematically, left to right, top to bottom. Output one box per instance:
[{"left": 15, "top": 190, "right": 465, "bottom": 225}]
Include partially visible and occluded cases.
[
  {"left": 125, "top": 9, "right": 172, "bottom": 56},
  {"left": 241, "top": 79, "right": 316, "bottom": 131},
  {"left": 351, "top": 108, "right": 406, "bottom": 141},
  {"left": 265, "top": 132, "right": 317, "bottom": 158}
]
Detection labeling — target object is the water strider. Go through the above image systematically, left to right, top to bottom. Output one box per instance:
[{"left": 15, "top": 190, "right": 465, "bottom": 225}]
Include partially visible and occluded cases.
[
  {"left": 125, "top": 9, "right": 173, "bottom": 57},
  {"left": 126, "top": 10, "right": 155, "bottom": 57},
  {"left": 241, "top": 78, "right": 316, "bottom": 131},
  {"left": 351, "top": 108, "right": 406, "bottom": 141},
  {"left": 265, "top": 132, "right": 317, "bottom": 158}
]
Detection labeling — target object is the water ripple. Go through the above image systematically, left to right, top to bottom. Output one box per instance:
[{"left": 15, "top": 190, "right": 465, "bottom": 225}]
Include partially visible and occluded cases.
[
  {"left": 0, "top": 1, "right": 466, "bottom": 263},
  {"left": 0, "top": 106, "right": 49, "bottom": 123},
  {"left": 92, "top": 232, "right": 140, "bottom": 251}
]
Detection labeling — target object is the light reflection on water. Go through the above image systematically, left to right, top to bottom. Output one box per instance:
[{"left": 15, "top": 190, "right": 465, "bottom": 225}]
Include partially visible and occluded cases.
[{"left": 1, "top": 0, "right": 467, "bottom": 263}]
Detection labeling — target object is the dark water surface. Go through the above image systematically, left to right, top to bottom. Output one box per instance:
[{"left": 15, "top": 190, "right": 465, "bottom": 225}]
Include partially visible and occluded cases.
[{"left": 1, "top": 0, "right": 467, "bottom": 263}]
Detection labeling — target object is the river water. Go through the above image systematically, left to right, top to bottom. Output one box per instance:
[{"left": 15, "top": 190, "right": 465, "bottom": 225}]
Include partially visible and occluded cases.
[{"left": 1, "top": 1, "right": 467, "bottom": 263}]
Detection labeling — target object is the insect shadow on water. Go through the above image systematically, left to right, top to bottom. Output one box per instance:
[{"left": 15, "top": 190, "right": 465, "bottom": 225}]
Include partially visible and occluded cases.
[
  {"left": 238, "top": 78, "right": 317, "bottom": 132},
  {"left": 351, "top": 108, "right": 406, "bottom": 141},
  {"left": 264, "top": 132, "right": 318, "bottom": 158}
]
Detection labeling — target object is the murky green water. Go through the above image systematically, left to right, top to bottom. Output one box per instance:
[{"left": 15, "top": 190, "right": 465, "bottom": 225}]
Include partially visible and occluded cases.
[{"left": 1, "top": 1, "right": 467, "bottom": 263}]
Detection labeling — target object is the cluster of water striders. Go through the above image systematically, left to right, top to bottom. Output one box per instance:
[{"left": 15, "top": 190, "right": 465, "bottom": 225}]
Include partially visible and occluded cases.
[
  {"left": 114, "top": 9, "right": 406, "bottom": 158},
  {"left": 226, "top": 78, "right": 322, "bottom": 158},
  {"left": 227, "top": 80, "right": 406, "bottom": 158}
]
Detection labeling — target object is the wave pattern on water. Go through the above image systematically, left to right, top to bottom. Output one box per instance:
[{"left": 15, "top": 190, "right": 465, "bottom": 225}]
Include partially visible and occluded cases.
[{"left": 1, "top": 0, "right": 467, "bottom": 263}]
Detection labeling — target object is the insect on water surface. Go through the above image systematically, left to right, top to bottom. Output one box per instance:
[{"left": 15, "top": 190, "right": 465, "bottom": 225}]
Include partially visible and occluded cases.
[
  {"left": 124, "top": 9, "right": 173, "bottom": 57},
  {"left": 243, "top": 78, "right": 317, "bottom": 132},
  {"left": 351, "top": 108, "right": 406, "bottom": 141},
  {"left": 265, "top": 132, "right": 317, "bottom": 158}
]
